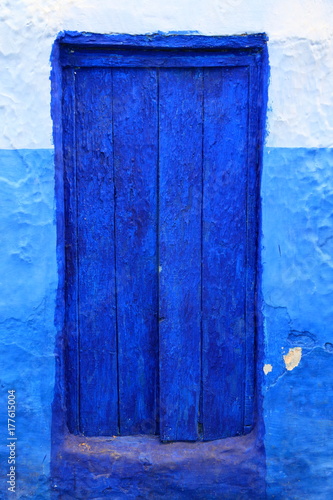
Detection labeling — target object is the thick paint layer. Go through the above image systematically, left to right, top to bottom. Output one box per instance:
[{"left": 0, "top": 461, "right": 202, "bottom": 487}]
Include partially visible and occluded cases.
[
  {"left": 2, "top": 3, "right": 333, "bottom": 149},
  {"left": 0, "top": 5, "right": 332, "bottom": 495},
  {"left": 58, "top": 36, "right": 265, "bottom": 444},
  {"left": 202, "top": 66, "right": 249, "bottom": 439},
  {"left": 159, "top": 67, "right": 203, "bottom": 441},
  {"left": 113, "top": 68, "right": 159, "bottom": 435},
  {"left": 75, "top": 69, "right": 118, "bottom": 436},
  {"left": 2, "top": 144, "right": 333, "bottom": 499},
  {"left": 262, "top": 147, "right": 333, "bottom": 499},
  {"left": 262, "top": 148, "right": 333, "bottom": 338},
  {"left": 0, "top": 149, "right": 56, "bottom": 499},
  {"left": 264, "top": 349, "right": 333, "bottom": 499},
  {"left": 52, "top": 431, "right": 265, "bottom": 499}
]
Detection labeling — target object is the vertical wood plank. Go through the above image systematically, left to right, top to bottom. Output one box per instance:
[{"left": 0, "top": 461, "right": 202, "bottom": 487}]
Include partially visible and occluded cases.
[
  {"left": 243, "top": 62, "right": 262, "bottom": 431},
  {"left": 202, "top": 67, "right": 250, "bottom": 440},
  {"left": 62, "top": 68, "right": 79, "bottom": 434},
  {"left": 75, "top": 68, "right": 118, "bottom": 436},
  {"left": 159, "top": 68, "right": 203, "bottom": 441},
  {"left": 112, "top": 69, "right": 159, "bottom": 435}
]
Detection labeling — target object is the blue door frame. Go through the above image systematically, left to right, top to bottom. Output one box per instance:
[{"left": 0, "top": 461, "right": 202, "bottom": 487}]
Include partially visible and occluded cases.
[{"left": 51, "top": 30, "right": 269, "bottom": 498}]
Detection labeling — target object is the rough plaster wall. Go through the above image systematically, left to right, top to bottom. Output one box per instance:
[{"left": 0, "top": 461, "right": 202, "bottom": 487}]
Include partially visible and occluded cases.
[
  {"left": 1, "top": 0, "right": 333, "bottom": 498},
  {"left": 1, "top": 0, "right": 333, "bottom": 149},
  {"left": 262, "top": 148, "right": 333, "bottom": 498},
  {"left": 0, "top": 150, "right": 56, "bottom": 497}
]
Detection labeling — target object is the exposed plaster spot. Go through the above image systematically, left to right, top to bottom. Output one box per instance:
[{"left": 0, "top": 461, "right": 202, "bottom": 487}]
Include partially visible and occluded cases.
[
  {"left": 159, "top": 266, "right": 162, "bottom": 273},
  {"left": 283, "top": 347, "right": 302, "bottom": 371},
  {"left": 263, "top": 364, "right": 273, "bottom": 375}
]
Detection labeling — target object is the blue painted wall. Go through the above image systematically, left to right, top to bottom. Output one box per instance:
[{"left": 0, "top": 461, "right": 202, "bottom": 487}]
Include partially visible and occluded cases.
[
  {"left": 1, "top": 146, "right": 332, "bottom": 498},
  {"left": 262, "top": 148, "right": 333, "bottom": 499},
  {"left": 0, "top": 149, "right": 56, "bottom": 499}
]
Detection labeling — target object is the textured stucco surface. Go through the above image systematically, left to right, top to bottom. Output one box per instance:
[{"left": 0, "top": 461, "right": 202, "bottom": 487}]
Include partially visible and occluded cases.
[
  {"left": 1, "top": 0, "right": 333, "bottom": 498},
  {"left": 1, "top": 1, "right": 333, "bottom": 148},
  {"left": 262, "top": 148, "right": 333, "bottom": 499},
  {"left": 262, "top": 148, "right": 333, "bottom": 338},
  {"left": 0, "top": 150, "right": 56, "bottom": 499},
  {"left": 0, "top": 150, "right": 331, "bottom": 498},
  {"left": 264, "top": 348, "right": 333, "bottom": 499},
  {"left": 52, "top": 432, "right": 265, "bottom": 499}
]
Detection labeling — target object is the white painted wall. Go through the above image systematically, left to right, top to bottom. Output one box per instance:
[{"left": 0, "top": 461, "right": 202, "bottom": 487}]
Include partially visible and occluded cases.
[{"left": 1, "top": 0, "right": 333, "bottom": 149}]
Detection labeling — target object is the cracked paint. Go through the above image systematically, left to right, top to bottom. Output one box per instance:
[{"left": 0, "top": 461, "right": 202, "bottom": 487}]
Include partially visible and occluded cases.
[{"left": 264, "top": 348, "right": 333, "bottom": 499}]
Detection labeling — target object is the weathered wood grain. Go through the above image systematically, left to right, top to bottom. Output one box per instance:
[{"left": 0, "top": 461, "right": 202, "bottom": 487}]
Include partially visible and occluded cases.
[
  {"left": 59, "top": 31, "right": 268, "bottom": 49},
  {"left": 61, "top": 36, "right": 267, "bottom": 440},
  {"left": 61, "top": 50, "right": 255, "bottom": 69},
  {"left": 62, "top": 67, "right": 79, "bottom": 434},
  {"left": 202, "top": 67, "right": 249, "bottom": 439},
  {"left": 113, "top": 68, "right": 159, "bottom": 435},
  {"left": 159, "top": 68, "right": 203, "bottom": 441},
  {"left": 75, "top": 69, "right": 118, "bottom": 436}
]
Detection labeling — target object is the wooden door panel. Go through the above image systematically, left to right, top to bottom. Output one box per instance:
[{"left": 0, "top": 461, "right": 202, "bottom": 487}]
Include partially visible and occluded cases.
[
  {"left": 61, "top": 37, "right": 265, "bottom": 440},
  {"left": 202, "top": 67, "right": 249, "bottom": 439},
  {"left": 75, "top": 68, "right": 118, "bottom": 436},
  {"left": 113, "top": 68, "right": 159, "bottom": 435},
  {"left": 159, "top": 68, "right": 203, "bottom": 441}
]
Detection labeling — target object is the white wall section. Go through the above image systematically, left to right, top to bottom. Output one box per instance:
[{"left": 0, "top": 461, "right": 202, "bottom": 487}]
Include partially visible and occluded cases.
[{"left": 1, "top": 0, "right": 333, "bottom": 148}]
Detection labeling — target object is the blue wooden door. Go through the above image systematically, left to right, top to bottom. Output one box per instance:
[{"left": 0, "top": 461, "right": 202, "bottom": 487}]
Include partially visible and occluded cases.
[{"left": 61, "top": 35, "right": 266, "bottom": 441}]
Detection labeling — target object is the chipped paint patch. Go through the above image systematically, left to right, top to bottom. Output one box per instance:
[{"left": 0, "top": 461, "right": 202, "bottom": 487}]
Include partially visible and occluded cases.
[
  {"left": 283, "top": 347, "right": 302, "bottom": 371},
  {"left": 263, "top": 364, "right": 273, "bottom": 375}
]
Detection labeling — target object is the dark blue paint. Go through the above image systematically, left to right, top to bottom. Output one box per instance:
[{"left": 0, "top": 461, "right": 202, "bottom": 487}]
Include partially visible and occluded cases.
[
  {"left": 57, "top": 31, "right": 268, "bottom": 49},
  {"left": 51, "top": 32, "right": 269, "bottom": 498},
  {"left": 60, "top": 36, "right": 265, "bottom": 441},
  {"left": 60, "top": 50, "right": 258, "bottom": 69},
  {"left": 244, "top": 57, "right": 265, "bottom": 430},
  {"left": 202, "top": 66, "right": 249, "bottom": 439},
  {"left": 61, "top": 68, "right": 80, "bottom": 434},
  {"left": 113, "top": 68, "right": 159, "bottom": 435},
  {"left": 159, "top": 68, "right": 203, "bottom": 441},
  {"left": 75, "top": 69, "right": 118, "bottom": 436},
  {"left": 51, "top": 431, "right": 266, "bottom": 499}
]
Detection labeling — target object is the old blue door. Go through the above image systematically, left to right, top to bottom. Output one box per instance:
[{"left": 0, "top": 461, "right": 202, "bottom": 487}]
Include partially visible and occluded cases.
[{"left": 60, "top": 34, "right": 267, "bottom": 442}]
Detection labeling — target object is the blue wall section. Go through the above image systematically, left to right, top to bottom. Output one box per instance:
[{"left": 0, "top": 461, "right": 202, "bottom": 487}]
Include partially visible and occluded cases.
[
  {"left": 1, "top": 146, "right": 333, "bottom": 498},
  {"left": 262, "top": 148, "right": 333, "bottom": 499},
  {"left": 262, "top": 148, "right": 333, "bottom": 339},
  {"left": 0, "top": 149, "right": 56, "bottom": 499},
  {"left": 264, "top": 348, "right": 333, "bottom": 499}
]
